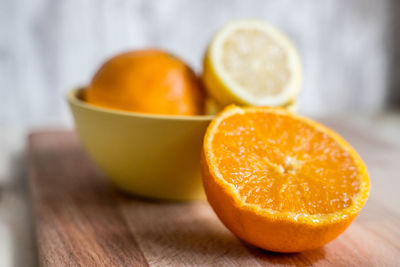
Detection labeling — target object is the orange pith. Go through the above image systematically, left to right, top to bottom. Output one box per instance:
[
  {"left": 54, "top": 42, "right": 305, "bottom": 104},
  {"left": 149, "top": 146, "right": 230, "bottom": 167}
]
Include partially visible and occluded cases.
[{"left": 202, "top": 105, "right": 370, "bottom": 252}]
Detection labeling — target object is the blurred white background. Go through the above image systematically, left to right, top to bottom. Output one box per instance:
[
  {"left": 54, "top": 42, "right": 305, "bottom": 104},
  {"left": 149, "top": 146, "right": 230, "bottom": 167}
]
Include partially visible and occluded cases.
[{"left": 1, "top": 0, "right": 399, "bottom": 131}]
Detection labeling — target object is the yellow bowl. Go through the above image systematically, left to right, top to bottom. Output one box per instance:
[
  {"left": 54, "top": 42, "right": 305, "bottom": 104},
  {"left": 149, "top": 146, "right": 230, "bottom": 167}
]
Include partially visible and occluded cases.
[{"left": 67, "top": 88, "right": 214, "bottom": 200}]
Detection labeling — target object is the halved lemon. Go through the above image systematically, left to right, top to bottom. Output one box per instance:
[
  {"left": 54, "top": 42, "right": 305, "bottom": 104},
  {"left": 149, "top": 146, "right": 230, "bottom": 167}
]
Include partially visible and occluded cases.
[{"left": 203, "top": 19, "right": 303, "bottom": 107}]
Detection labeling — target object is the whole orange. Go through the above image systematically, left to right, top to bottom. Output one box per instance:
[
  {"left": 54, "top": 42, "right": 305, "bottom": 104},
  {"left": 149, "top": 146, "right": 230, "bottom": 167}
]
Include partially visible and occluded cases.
[{"left": 85, "top": 49, "right": 205, "bottom": 115}]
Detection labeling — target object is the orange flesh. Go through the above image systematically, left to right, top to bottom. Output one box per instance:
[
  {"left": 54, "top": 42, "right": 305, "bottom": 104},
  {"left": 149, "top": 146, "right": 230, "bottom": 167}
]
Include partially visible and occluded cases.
[{"left": 211, "top": 112, "right": 360, "bottom": 215}]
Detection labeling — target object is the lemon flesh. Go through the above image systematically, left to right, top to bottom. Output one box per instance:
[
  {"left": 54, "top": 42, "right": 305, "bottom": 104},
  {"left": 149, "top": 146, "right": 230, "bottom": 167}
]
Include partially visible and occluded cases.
[{"left": 204, "top": 20, "right": 303, "bottom": 107}]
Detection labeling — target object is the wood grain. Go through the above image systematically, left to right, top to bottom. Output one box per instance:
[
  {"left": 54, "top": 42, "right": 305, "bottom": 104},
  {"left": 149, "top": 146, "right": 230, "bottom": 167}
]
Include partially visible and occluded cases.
[
  {"left": 28, "top": 130, "right": 400, "bottom": 266},
  {"left": 28, "top": 131, "right": 148, "bottom": 267}
]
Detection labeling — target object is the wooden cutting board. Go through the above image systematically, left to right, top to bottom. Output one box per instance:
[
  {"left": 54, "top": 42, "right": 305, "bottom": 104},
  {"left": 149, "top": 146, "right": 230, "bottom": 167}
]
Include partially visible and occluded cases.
[{"left": 28, "top": 130, "right": 400, "bottom": 266}]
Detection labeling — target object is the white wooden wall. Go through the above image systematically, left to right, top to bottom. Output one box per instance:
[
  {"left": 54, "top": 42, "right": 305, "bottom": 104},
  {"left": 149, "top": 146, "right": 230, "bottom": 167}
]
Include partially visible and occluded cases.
[{"left": 0, "top": 0, "right": 392, "bottom": 128}]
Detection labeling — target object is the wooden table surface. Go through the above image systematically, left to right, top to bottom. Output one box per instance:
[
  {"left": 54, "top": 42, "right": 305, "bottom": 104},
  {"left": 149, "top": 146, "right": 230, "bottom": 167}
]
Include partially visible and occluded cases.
[{"left": 27, "top": 128, "right": 400, "bottom": 266}]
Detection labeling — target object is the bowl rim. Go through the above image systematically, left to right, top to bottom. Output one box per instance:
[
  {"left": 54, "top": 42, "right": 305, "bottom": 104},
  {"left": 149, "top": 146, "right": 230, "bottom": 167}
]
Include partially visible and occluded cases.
[{"left": 67, "top": 88, "right": 216, "bottom": 121}]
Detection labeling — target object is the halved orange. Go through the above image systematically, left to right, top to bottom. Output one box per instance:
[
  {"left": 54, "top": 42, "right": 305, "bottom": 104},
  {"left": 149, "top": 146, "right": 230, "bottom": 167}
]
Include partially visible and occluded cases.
[{"left": 202, "top": 105, "right": 370, "bottom": 252}]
